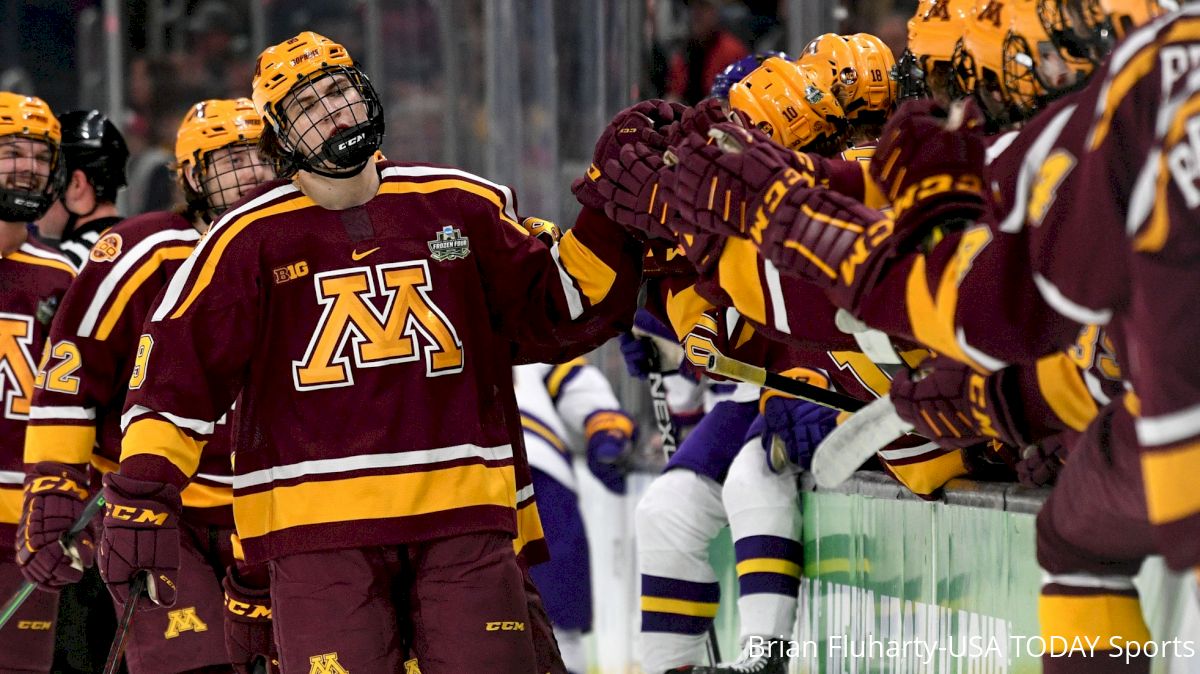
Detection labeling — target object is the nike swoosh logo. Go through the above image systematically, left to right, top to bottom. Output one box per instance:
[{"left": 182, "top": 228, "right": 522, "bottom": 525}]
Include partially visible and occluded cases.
[{"left": 351, "top": 247, "right": 380, "bottom": 261}]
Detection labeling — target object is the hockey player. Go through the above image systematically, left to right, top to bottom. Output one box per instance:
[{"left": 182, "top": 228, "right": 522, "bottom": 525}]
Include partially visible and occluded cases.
[
  {"left": 96, "top": 32, "right": 647, "bottom": 673},
  {"left": 798, "top": 32, "right": 898, "bottom": 153},
  {"left": 708, "top": 52, "right": 788, "bottom": 102},
  {"left": 0, "top": 92, "right": 75, "bottom": 674},
  {"left": 20, "top": 97, "right": 276, "bottom": 674},
  {"left": 32, "top": 110, "right": 129, "bottom": 270},
  {"left": 513, "top": 358, "right": 636, "bottom": 674}
]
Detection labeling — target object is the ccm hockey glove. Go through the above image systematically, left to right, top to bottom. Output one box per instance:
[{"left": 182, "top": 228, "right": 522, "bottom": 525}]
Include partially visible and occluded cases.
[
  {"left": 869, "top": 98, "right": 988, "bottom": 237},
  {"left": 572, "top": 99, "right": 683, "bottom": 212},
  {"left": 597, "top": 141, "right": 679, "bottom": 242},
  {"left": 755, "top": 182, "right": 896, "bottom": 313},
  {"left": 890, "top": 357, "right": 1032, "bottom": 451},
  {"left": 16, "top": 462, "right": 96, "bottom": 588},
  {"left": 98, "top": 473, "right": 181, "bottom": 608}
]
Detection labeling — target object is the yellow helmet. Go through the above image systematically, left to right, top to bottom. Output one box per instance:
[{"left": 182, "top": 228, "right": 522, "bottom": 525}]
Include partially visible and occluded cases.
[
  {"left": 902, "top": 0, "right": 974, "bottom": 101},
  {"left": 1002, "top": 0, "right": 1093, "bottom": 118},
  {"left": 1040, "top": 0, "right": 1165, "bottom": 65},
  {"left": 955, "top": 1, "right": 1011, "bottom": 104},
  {"left": 251, "top": 31, "right": 354, "bottom": 126},
  {"left": 251, "top": 31, "right": 384, "bottom": 178},
  {"left": 798, "top": 33, "right": 896, "bottom": 123},
  {"left": 798, "top": 33, "right": 856, "bottom": 93},
  {"left": 844, "top": 33, "right": 898, "bottom": 121},
  {"left": 729, "top": 58, "right": 847, "bottom": 155},
  {"left": 0, "top": 92, "right": 64, "bottom": 222},
  {"left": 0, "top": 93, "right": 61, "bottom": 145},
  {"left": 175, "top": 98, "right": 264, "bottom": 172},
  {"left": 175, "top": 98, "right": 273, "bottom": 218}
]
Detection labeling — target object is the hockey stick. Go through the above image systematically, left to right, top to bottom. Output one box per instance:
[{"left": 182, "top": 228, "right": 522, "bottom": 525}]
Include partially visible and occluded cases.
[
  {"left": 834, "top": 310, "right": 908, "bottom": 378},
  {"left": 639, "top": 340, "right": 722, "bottom": 663},
  {"left": 643, "top": 342, "right": 679, "bottom": 460},
  {"left": 698, "top": 348, "right": 866, "bottom": 414},
  {"left": 810, "top": 395, "right": 915, "bottom": 489},
  {"left": 0, "top": 491, "right": 106, "bottom": 631},
  {"left": 104, "top": 571, "right": 148, "bottom": 674}
]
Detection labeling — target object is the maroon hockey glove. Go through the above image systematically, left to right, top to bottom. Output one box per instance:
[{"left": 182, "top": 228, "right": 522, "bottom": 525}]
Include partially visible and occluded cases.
[
  {"left": 662, "top": 97, "right": 750, "bottom": 148},
  {"left": 869, "top": 98, "right": 988, "bottom": 237},
  {"left": 572, "top": 99, "right": 683, "bottom": 212},
  {"left": 665, "top": 123, "right": 804, "bottom": 239},
  {"left": 596, "top": 141, "right": 678, "bottom": 242},
  {"left": 755, "top": 183, "right": 895, "bottom": 312},
  {"left": 676, "top": 229, "right": 726, "bottom": 275},
  {"left": 890, "top": 357, "right": 1032, "bottom": 451},
  {"left": 1016, "top": 433, "right": 1071, "bottom": 488},
  {"left": 16, "top": 462, "right": 96, "bottom": 589},
  {"left": 98, "top": 472, "right": 181, "bottom": 608},
  {"left": 223, "top": 563, "right": 278, "bottom": 674}
]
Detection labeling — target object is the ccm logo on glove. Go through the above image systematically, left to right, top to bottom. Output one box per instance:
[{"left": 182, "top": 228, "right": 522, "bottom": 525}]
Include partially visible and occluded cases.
[
  {"left": 28, "top": 475, "right": 88, "bottom": 499},
  {"left": 104, "top": 503, "right": 170, "bottom": 525}
]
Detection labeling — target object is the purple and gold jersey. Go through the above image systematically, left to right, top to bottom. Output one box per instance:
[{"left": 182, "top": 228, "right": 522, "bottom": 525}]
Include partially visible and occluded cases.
[{"left": 117, "top": 162, "right": 643, "bottom": 563}]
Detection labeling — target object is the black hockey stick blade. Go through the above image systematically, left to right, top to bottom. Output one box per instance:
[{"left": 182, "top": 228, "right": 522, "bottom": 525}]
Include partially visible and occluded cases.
[{"left": 104, "top": 572, "right": 148, "bottom": 674}]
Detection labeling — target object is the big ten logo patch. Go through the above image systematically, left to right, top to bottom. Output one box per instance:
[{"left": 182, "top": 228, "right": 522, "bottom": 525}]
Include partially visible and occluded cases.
[
  {"left": 274, "top": 260, "right": 310, "bottom": 284},
  {"left": 292, "top": 260, "right": 463, "bottom": 390},
  {"left": 163, "top": 606, "right": 208, "bottom": 639},
  {"left": 308, "top": 653, "right": 350, "bottom": 674}
]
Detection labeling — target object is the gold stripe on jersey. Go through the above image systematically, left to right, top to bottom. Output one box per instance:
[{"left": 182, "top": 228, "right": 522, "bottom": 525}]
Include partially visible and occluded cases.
[
  {"left": 1090, "top": 18, "right": 1200, "bottom": 150},
  {"left": 859, "top": 163, "right": 889, "bottom": 211},
  {"left": 377, "top": 178, "right": 522, "bottom": 231},
  {"left": 171, "top": 193, "right": 314, "bottom": 319},
  {"left": 906, "top": 227, "right": 994, "bottom": 373},
  {"left": 557, "top": 231, "right": 617, "bottom": 305},
  {"left": 718, "top": 237, "right": 767, "bottom": 329},
  {"left": 95, "top": 245, "right": 194, "bottom": 340},
  {"left": 7, "top": 250, "right": 76, "bottom": 276},
  {"left": 665, "top": 285, "right": 715, "bottom": 342},
  {"left": 1035, "top": 353, "right": 1099, "bottom": 432},
  {"left": 545, "top": 357, "right": 586, "bottom": 400},
  {"left": 521, "top": 414, "right": 566, "bottom": 452},
  {"left": 121, "top": 418, "right": 206, "bottom": 478},
  {"left": 24, "top": 425, "right": 95, "bottom": 465},
  {"left": 1141, "top": 440, "right": 1200, "bottom": 525},
  {"left": 885, "top": 449, "right": 967, "bottom": 497},
  {"left": 92, "top": 453, "right": 230, "bottom": 509},
  {"left": 232, "top": 462, "right": 516, "bottom": 539},
  {"left": 0, "top": 486, "right": 21, "bottom": 524},
  {"left": 513, "top": 499, "right": 545, "bottom": 557},
  {"left": 736, "top": 558, "right": 801, "bottom": 578},
  {"left": 1038, "top": 594, "right": 1151, "bottom": 650},
  {"left": 639, "top": 596, "right": 720, "bottom": 618}
]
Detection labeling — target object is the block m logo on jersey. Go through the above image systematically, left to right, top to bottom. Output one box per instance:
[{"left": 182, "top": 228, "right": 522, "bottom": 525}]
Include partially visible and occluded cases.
[
  {"left": 293, "top": 261, "right": 464, "bottom": 391},
  {"left": 0, "top": 313, "right": 35, "bottom": 421},
  {"left": 163, "top": 607, "right": 208, "bottom": 639},
  {"left": 309, "top": 653, "right": 351, "bottom": 674}
]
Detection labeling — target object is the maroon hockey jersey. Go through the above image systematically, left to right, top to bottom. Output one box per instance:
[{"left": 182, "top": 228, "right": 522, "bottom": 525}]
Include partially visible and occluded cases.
[
  {"left": 117, "top": 162, "right": 643, "bottom": 563},
  {"left": 24, "top": 211, "right": 234, "bottom": 525},
  {"left": 0, "top": 241, "right": 74, "bottom": 560}
]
